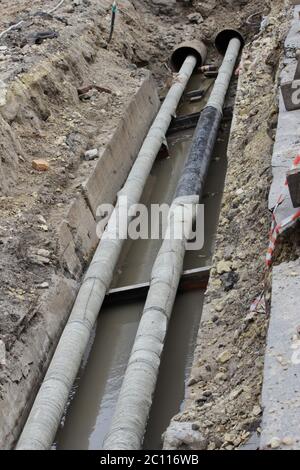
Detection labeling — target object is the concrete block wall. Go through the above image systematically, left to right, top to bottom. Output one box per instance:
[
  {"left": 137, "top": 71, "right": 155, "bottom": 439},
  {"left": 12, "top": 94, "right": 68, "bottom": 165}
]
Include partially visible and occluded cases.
[{"left": 261, "top": 3, "right": 300, "bottom": 450}]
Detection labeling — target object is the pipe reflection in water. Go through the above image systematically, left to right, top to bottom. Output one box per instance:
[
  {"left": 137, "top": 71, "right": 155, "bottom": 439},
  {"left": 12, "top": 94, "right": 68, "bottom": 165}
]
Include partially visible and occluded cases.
[
  {"left": 143, "top": 290, "right": 204, "bottom": 449},
  {"left": 55, "top": 291, "right": 204, "bottom": 450},
  {"left": 55, "top": 301, "right": 143, "bottom": 450}
]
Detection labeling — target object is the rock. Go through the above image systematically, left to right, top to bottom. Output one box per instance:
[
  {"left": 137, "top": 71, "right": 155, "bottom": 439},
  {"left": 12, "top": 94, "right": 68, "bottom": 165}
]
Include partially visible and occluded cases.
[
  {"left": 151, "top": 0, "right": 176, "bottom": 15},
  {"left": 195, "top": 0, "right": 217, "bottom": 17},
  {"left": 65, "top": 5, "right": 75, "bottom": 13},
  {"left": 187, "top": 13, "right": 203, "bottom": 24},
  {"left": 0, "top": 79, "right": 8, "bottom": 106},
  {"left": 84, "top": 148, "right": 98, "bottom": 160},
  {"left": 32, "top": 159, "right": 49, "bottom": 171},
  {"left": 235, "top": 188, "right": 244, "bottom": 196},
  {"left": 37, "top": 215, "right": 47, "bottom": 224},
  {"left": 224, "top": 246, "right": 233, "bottom": 261},
  {"left": 29, "top": 248, "right": 51, "bottom": 265},
  {"left": 37, "top": 249, "right": 51, "bottom": 258},
  {"left": 29, "top": 254, "right": 50, "bottom": 265},
  {"left": 217, "top": 260, "right": 232, "bottom": 275},
  {"left": 221, "top": 271, "right": 239, "bottom": 291},
  {"left": 37, "top": 282, "right": 50, "bottom": 289},
  {"left": 215, "top": 302, "right": 224, "bottom": 313},
  {"left": 0, "top": 340, "right": 6, "bottom": 366},
  {"left": 217, "top": 350, "right": 232, "bottom": 364},
  {"left": 214, "top": 372, "right": 227, "bottom": 382},
  {"left": 188, "top": 377, "right": 197, "bottom": 386},
  {"left": 229, "top": 387, "right": 243, "bottom": 400},
  {"left": 195, "top": 393, "right": 208, "bottom": 405},
  {"left": 251, "top": 405, "right": 262, "bottom": 417},
  {"left": 164, "top": 421, "right": 208, "bottom": 450},
  {"left": 224, "top": 432, "right": 235, "bottom": 443},
  {"left": 282, "top": 436, "right": 294, "bottom": 446},
  {"left": 269, "top": 437, "right": 281, "bottom": 449}
]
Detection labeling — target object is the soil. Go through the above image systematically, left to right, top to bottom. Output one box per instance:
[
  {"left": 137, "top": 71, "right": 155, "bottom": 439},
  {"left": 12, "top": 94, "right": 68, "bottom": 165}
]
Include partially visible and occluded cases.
[
  {"left": 0, "top": 0, "right": 291, "bottom": 449},
  {"left": 165, "top": 0, "right": 291, "bottom": 451}
]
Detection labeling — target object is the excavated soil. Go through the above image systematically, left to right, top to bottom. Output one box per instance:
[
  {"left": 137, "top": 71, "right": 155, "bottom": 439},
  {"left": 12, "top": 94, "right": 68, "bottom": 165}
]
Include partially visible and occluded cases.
[
  {"left": 0, "top": 0, "right": 290, "bottom": 449},
  {"left": 165, "top": 0, "right": 291, "bottom": 451}
]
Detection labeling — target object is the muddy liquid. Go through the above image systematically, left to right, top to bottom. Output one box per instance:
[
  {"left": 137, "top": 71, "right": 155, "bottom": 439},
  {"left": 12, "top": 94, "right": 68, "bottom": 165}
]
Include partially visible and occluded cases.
[{"left": 54, "top": 74, "right": 231, "bottom": 450}]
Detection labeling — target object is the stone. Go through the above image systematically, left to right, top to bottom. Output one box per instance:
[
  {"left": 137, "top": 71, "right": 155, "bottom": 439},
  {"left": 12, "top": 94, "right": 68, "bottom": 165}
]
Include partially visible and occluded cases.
[
  {"left": 151, "top": 0, "right": 176, "bottom": 14},
  {"left": 196, "top": 0, "right": 217, "bottom": 17},
  {"left": 187, "top": 13, "right": 203, "bottom": 24},
  {"left": 0, "top": 79, "right": 7, "bottom": 106},
  {"left": 84, "top": 148, "right": 98, "bottom": 161},
  {"left": 32, "top": 159, "right": 49, "bottom": 171},
  {"left": 37, "top": 215, "right": 47, "bottom": 225},
  {"left": 224, "top": 246, "right": 233, "bottom": 260},
  {"left": 36, "top": 249, "right": 51, "bottom": 258},
  {"left": 29, "top": 254, "right": 50, "bottom": 265},
  {"left": 217, "top": 260, "right": 232, "bottom": 275},
  {"left": 221, "top": 271, "right": 239, "bottom": 291},
  {"left": 37, "top": 282, "right": 50, "bottom": 289},
  {"left": 215, "top": 302, "right": 224, "bottom": 313},
  {"left": 0, "top": 340, "right": 6, "bottom": 366},
  {"left": 217, "top": 350, "right": 232, "bottom": 364},
  {"left": 214, "top": 372, "right": 227, "bottom": 382},
  {"left": 188, "top": 377, "right": 197, "bottom": 386},
  {"left": 229, "top": 387, "right": 243, "bottom": 400},
  {"left": 252, "top": 405, "right": 262, "bottom": 416},
  {"left": 164, "top": 421, "right": 208, "bottom": 450},
  {"left": 224, "top": 433, "right": 235, "bottom": 443},
  {"left": 282, "top": 436, "right": 294, "bottom": 446},
  {"left": 269, "top": 437, "right": 281, "bottom": 449}
]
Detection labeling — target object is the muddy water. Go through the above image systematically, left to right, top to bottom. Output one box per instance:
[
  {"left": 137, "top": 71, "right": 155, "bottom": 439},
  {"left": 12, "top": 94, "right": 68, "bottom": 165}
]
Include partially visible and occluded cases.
[{"left": 54, "top": 73, "right": 231, "bottom": 450}]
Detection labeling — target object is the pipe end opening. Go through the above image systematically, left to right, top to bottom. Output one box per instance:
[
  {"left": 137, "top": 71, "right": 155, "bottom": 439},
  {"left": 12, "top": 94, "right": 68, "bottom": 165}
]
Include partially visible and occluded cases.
[
  {"left": 214, "top": 29, "right": 245, "bottom": 55},
  {"left": 170, "top": 40, "right": 207, "bottom": 72}
]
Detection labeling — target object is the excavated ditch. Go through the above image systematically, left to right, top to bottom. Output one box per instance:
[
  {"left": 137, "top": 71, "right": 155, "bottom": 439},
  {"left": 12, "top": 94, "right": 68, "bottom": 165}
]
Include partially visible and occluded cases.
[{"left": 0, "top": 0, "right": 287, "bottom": 451}]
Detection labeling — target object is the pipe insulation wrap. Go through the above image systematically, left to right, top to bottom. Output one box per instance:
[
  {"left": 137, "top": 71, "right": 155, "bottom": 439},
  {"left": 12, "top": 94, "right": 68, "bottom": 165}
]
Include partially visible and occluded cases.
[
  {"left": 104, "top": 36, "right": 241, "bottom": 450},
  {"left": 207, "top": 37, "right": 241, "bottom": 113},
  {"left": 16, "top": 55, "right": 198, "bottom": 451},
  {"left": 103, "top": 194, "right": 199, "bottom": 450}
]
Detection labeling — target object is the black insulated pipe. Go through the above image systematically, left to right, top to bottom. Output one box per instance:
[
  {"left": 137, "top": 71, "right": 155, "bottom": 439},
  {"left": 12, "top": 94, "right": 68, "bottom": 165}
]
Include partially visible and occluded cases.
[
  {"left": 176, "top": 29, "right": 244, "bottom": 199},
  {"left": 175, "top": 106, "right": 222, "bottom": 198}
]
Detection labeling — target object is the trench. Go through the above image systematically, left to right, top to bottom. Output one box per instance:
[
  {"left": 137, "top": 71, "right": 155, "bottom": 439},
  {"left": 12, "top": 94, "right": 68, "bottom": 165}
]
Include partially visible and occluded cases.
[{"left": 53, "top": 69, "right": 234, "bottom": 450}]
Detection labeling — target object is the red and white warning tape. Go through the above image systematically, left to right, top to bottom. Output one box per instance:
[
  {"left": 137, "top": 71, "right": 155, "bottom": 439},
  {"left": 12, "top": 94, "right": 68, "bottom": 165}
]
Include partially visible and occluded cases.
[{"left": 266, "top": 155, "right": 300, "bottom": 267}]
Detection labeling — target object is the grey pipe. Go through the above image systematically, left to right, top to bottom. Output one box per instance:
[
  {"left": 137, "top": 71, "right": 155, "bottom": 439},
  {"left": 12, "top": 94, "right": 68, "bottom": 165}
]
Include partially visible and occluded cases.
[
  {"left": 104, "top": 36, "right": 242, "bottom": 450},
  {"left": 16, "top": 54, "right": 200, "bottom": 450}
]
